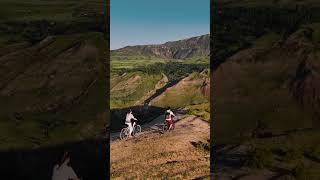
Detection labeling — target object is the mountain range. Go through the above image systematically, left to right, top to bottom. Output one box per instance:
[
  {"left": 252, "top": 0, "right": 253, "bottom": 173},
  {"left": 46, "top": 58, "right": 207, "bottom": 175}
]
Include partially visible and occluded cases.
[{"left": 112, "top": 34, "right": 210, "bottom": 59}]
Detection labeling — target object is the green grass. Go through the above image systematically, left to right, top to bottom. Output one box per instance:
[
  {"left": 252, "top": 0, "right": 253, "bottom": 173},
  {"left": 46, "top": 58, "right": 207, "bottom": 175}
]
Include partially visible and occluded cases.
[
  {"left": 252, "top": 32, "right": 281, "bottom": 48},
  {"left": 183, "top": 56, "right": 210, "bottom": 64},
  {"left": 111, "top": 57, "right": 166, "bottom": 70},
  {"left": 151, "top": 71, "right": 209, "bottom": 108},
  {"left": 110, "top": 72, "right": 162, "bottom": 109},
  {"left": 153, "top": 92, "right": 207, "bottom": 109},
  {"left": 185, "top": 103, "right": 210, "bottom": 122}
]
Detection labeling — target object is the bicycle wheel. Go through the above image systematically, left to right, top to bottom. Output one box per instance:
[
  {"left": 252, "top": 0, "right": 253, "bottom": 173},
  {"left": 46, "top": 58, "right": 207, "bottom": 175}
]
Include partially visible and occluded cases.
[
  {"left": 162, "top": 123, "right": 169, "bottom": 133},
  {"left": 134, "top": 125, "right": 141, "bottom": 135},
  {"left": 120, "top": 128, "right": 129, "bottom": 140}
]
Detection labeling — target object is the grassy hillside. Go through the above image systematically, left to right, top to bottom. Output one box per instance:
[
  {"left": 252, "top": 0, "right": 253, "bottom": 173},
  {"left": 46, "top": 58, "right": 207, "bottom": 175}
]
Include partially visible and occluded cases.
[
  {"left": 0, "top": 0, "right": 108, "bottom": 147},
  {"left": 0, "top": 0, "right": 106, "bottom": 48},
  {"left": 213, "top": 0, "right": 320, "bottom": 141},
  {"left": 0, "top": 1, "right": 108, "bottom": 178},
  {"left": 212, "top": 1, "right": 320, "bottom": 178},
  {"left": 0, "top": 32, "right": 107, "bottom": 151},
  {"left": 110, "top": 40, "right": 210, "bottom": 136},
  {"left": 111, "top": 53, "right": 209, "bottom": 110},
  {"left": 150, "top": 71, "right": 209, "bottom": 108},
  {"left": 110, "top": 72, "right": 163, "bottom": 109},
  {"left": 185, "top": 103, "right": 210, "bottom": 122},
  {"left": 111, "top": 115, "right": 210, "bottom": 179}
]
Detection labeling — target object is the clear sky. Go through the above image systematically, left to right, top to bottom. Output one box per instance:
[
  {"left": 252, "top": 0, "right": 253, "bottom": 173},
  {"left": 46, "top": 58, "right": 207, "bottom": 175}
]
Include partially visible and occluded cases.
[{"left": 110, "top": 0, "right": 210, "bottom": 50}]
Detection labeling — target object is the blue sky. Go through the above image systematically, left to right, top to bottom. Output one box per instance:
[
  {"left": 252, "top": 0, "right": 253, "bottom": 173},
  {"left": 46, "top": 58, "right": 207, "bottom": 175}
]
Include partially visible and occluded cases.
[{"left": 111, "top": 0, "right": 210, "bottom": 50}]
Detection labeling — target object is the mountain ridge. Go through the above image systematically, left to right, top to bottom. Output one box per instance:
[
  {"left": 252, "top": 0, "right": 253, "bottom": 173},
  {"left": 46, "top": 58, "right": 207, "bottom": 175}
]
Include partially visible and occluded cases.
[{"left": 112, "top": 34, "right": 210, "bottom": 59}]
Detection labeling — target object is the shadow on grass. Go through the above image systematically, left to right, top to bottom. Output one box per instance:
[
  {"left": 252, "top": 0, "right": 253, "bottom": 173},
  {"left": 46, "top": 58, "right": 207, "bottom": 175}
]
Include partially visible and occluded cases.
[
  {"left": 144, "top": 78, "right": 183, "bottom": 104},
  {"left": 0, "top": 137, "right": 109, "bottom": 180},
  {"left": 212, "top": 144, "right": 246, "bottom": 171}
]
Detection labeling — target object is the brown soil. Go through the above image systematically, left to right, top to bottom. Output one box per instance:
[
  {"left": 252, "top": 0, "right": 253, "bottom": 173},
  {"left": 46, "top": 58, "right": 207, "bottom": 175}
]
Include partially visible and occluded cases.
[{"left": 110, "top": 115, "right": 210, "bottom": 179}]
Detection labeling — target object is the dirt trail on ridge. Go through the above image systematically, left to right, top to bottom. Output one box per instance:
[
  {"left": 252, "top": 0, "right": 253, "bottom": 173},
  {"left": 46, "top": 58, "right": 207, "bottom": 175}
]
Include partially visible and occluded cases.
[{"left": 110, "top": 115, "right": 210, "bottom": 179}]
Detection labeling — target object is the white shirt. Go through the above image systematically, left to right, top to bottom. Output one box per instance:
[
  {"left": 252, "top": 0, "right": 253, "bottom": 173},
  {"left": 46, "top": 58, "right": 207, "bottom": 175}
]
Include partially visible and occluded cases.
[
  {"left": 166, "top": 109, "right": 175, "bottom": 117},
  {"left": 125, "top": 112, "right": 137, "bottom": 124},
  {"left": 52, "top": 163, "right": 79, "bottom": 180}
]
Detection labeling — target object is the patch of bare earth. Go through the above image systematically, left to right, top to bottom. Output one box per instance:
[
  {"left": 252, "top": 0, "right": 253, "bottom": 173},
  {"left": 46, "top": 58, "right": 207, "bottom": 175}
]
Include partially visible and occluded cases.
[
  {"left": 111, "top": 75, "right": 142, "bottom": 96},
  {"left": 110, "top": 115, "right": 210, "bottom": 179}
]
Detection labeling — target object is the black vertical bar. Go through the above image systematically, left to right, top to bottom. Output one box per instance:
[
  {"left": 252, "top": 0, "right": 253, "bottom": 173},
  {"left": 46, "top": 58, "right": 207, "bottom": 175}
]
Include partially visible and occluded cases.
[
  {"left": 105, "top": 0, "right": 110, "bottom": 179},
  {"left": 210, "top": 0, "right": 216, "bottom": 178}
]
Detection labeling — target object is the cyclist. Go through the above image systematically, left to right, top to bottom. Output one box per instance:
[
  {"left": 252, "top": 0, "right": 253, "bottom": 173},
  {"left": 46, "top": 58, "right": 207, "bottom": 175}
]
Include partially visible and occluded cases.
[
  {"left": 165, "top": 107, "right": 176, "bottom": 130},
  {"left": 166, "top": 107, "right": 176, "bottom": 118},
  {"left": 125, "top": 109, "right": 137, "bottom": 137}
]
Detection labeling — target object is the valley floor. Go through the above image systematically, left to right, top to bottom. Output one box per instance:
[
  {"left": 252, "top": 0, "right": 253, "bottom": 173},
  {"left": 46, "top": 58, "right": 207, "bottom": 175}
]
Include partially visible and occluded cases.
[{"left": 110, "top": 115, "right": 210, "bottom": 179}]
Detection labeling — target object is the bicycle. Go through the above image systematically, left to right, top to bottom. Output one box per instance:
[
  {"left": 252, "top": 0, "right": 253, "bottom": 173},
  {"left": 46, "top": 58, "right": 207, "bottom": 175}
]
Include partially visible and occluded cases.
[
  {"left": 162, "top": 119, "right": 175, "bottom": 133},
  {"left": 120, "top": 120, "right": 141, "bottom": 140}
]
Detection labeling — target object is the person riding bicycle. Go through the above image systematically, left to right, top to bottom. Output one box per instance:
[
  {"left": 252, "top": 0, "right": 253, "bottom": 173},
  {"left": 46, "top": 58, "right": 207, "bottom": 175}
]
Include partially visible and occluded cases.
[
  {"left": 165, "top": 107, "right": 176, "bottom": 130},
  {"left": 125, "top": 109, "right": 137, "bottom": 137}
]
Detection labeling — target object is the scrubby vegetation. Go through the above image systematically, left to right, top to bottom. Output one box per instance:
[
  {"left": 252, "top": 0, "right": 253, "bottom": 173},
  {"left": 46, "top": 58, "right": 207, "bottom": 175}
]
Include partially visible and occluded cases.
[{"left": 113, "top": 61, "right": 208, "bottom": 80}]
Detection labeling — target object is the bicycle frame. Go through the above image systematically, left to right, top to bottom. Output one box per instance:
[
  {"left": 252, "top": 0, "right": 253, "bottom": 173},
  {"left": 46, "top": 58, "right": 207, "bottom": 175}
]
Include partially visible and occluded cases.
[
  {"left": 125, "top": 120, "right": 139, "bottom": 132},
  {"left": 120, "top": 121, "right": 141, "bottom": 140}
]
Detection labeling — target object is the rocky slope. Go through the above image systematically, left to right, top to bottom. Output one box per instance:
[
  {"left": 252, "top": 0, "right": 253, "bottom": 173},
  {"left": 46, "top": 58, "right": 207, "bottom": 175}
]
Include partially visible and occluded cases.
[{"left": 112, "top": 34, "right": 210, "bottom": 59}]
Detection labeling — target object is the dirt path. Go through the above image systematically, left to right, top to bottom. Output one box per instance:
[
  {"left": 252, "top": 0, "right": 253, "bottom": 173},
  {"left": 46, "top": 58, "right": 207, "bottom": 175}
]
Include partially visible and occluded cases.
[
  {"left": 110, "top": 111, "right": 185, "bottom": 140},
  {"left": 110, "top": 115, "right": 210, "bottom": 179}
]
